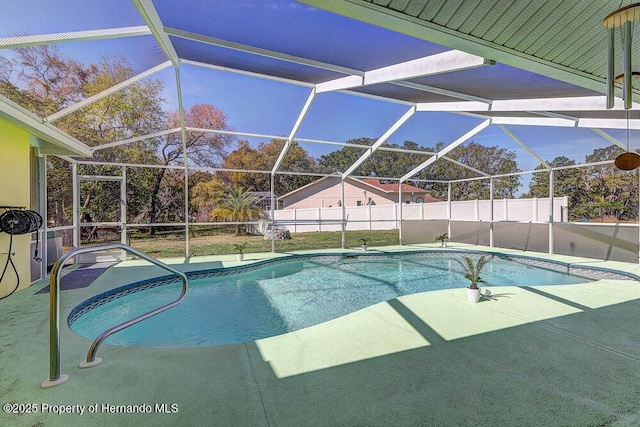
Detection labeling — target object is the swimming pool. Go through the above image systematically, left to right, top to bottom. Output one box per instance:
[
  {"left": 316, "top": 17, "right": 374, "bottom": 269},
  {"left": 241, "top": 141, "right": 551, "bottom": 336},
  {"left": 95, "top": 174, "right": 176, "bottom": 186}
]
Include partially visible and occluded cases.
[{"left": 68, "top": 251, "right": 635, "bottom": 348}]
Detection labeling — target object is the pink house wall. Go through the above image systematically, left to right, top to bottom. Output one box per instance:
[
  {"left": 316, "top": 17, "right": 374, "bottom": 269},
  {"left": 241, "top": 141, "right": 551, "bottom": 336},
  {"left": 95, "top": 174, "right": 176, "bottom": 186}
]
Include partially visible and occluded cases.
[{"left": 281, "top": 177, "right": 420, "bottom": 209}]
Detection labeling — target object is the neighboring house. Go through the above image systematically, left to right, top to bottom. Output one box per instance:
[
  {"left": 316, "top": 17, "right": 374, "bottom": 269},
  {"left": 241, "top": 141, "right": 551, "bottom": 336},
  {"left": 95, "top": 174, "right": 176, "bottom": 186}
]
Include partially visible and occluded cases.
[
  {"left": 278, "top": 176, "right": 440, "bottom": 209},
  {"left": 250, "top": 191, "right": 282, "bottom": 211}
]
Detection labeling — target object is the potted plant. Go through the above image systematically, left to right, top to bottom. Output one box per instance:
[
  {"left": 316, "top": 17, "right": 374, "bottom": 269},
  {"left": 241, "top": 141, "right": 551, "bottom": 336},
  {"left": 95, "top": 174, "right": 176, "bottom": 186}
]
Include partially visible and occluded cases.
[
  {"left": 435, "top": 233, "right": 448, "bottom": 247},
  {"left": 361, "top": 238, "right": 368, "bottom": 251},
  {"left": 232, "top": 243, "right": 247, "bottom": 261},
  {"left": 455, "top": 255, "right": 489, "bottom": 303}
]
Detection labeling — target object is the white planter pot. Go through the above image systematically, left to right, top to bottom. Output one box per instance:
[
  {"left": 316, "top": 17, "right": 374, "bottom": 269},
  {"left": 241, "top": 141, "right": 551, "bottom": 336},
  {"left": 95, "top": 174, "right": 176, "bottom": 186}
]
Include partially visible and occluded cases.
[
  {"left": 441, "top": 241, "right": 447, "bottom": 248},
  {"left": 362, "top": 244, "right": 368, "bottom": 251},
  {"left": 236, "top": 253, "right": 244, "bottom": 262},
  {"left": 466, "top": 287, "right": 481, "bottom": 303}
]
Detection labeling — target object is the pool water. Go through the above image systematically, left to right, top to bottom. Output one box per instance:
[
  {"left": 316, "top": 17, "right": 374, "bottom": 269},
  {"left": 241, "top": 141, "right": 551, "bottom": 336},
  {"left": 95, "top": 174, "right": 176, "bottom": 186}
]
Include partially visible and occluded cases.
[{"left": 69, "top": 254, "right": 591, "bottom": 348}]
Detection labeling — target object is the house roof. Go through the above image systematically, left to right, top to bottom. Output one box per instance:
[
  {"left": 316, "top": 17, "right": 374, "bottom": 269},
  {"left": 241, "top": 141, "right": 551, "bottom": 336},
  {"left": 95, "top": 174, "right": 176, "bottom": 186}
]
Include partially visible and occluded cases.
[
  {"left": 279, "top": 176, "right": 440, "bottom": 201},
  {"left": 360, "top": 179, "right": 429, "bottom": 194}
]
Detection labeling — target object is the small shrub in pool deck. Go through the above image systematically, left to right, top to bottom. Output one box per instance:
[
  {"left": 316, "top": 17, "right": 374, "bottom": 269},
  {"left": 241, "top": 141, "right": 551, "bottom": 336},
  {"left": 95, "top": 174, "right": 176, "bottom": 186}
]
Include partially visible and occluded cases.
[
  {"left": 232, "top": 243, "right": 247, "bottom": 254},
  {"left": 455, "top": 255, "right": 489, "bottom": 290}
]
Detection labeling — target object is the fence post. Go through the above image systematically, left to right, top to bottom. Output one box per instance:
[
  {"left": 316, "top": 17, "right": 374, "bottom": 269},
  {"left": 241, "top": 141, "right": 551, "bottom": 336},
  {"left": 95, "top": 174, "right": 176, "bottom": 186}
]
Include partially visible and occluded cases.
[
  {"left": 504, "top": 198, "right": 508, "bottom": 221},
  {"left": 395, "top": 203, "right": 399, "bottom": 230}
]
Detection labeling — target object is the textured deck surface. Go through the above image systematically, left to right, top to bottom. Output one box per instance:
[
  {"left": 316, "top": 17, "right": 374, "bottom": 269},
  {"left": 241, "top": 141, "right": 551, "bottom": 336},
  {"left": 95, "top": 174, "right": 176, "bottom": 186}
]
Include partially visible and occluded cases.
[{"left": 2, "top": 243, "right": 640, "bottom": 426}]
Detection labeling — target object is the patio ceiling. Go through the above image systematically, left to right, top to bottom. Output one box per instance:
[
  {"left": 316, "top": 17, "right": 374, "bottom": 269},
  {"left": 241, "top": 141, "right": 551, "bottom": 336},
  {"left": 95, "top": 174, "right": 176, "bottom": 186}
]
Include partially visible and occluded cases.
[
  {"left": 0, "top": 0, "right": 638, "bottom": 177},
  {"left": 299, "top": 0, "right": 640, "bottom": 123}
]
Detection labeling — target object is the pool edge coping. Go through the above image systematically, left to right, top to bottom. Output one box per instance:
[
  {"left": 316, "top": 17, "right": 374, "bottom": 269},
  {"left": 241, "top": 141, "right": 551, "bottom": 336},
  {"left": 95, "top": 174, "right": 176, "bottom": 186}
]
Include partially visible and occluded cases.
[{"left": 66, "top": 247, "right": 640, "bottom": 330}]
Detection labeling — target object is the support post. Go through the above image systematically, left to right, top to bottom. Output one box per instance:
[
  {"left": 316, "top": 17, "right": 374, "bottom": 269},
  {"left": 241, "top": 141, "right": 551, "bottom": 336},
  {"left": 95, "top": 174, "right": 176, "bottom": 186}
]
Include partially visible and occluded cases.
[
  {"left": 174, "top": 66, "right": 190, "bottom": 258},
  {"left": 39, "top": 153, "right": 47, "bottom": 281},
  {"left": 72, "top": 163, "right": 79, "bottom": 248},
  {"left": 121, "top": 166, "right": 127, "bottom": 244},
  {"left": 549, "top": 170, "right": 554, "bottom": 255},
  {"left": 271, "top": 174, "right": 275, "bottom": 252},
  {"left": 489, "top": 178, "right": 494, "bottom": 247},
  {"left": 340, "top": 179, "right": 345, "bottom": 249},
  {"left": 447, "top": 182, "right": 452, "bottom": 240},
  {"left": 399, "top": 184, "right": 403, "bottom": 245}
]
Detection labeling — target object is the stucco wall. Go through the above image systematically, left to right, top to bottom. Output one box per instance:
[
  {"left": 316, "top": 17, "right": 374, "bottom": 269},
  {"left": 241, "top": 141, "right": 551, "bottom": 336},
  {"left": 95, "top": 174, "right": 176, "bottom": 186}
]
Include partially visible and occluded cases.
[
  {"left": 0, "top": 119, "right": 32, "bottom": 297},
  {"left": 282, "top": 177, "right": 415, "bottom": 209}
]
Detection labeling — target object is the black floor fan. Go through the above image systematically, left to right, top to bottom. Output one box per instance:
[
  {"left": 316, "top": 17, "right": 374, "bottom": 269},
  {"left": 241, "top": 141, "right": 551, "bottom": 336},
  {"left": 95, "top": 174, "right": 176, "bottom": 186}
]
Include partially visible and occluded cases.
[{"left": 0, "top": 208, "right": 43, "bottom": 300}]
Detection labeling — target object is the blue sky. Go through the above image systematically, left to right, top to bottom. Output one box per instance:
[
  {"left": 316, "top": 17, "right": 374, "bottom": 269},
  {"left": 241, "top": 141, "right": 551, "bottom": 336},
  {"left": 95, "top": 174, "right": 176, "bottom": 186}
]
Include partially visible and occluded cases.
[
  {"left": 0, "top": 0, "right": 634, "bottom": 194},
  {"left": 169, "top": 64, "right": 619, "bottom": 172}
]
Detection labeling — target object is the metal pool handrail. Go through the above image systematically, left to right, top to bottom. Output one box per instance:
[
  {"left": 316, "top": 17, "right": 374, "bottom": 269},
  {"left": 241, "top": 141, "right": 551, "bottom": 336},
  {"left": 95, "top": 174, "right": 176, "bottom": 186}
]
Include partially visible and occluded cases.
[{"left": 41, "top": 243, "right": 188, "bottom": 388}]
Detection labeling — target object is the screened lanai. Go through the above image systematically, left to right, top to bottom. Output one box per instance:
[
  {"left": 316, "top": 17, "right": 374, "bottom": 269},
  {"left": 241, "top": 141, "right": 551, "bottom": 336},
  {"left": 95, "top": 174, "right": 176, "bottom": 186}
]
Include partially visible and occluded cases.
[{"left": 2, "top": 0, "right": 640, "bottom": 283}]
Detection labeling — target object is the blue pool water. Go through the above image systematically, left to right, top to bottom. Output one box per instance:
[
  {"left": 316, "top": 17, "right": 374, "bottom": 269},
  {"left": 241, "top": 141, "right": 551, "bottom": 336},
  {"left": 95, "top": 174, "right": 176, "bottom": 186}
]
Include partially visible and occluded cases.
[{"left": 69, "top": 253, "right": 593, "bottom": 348}]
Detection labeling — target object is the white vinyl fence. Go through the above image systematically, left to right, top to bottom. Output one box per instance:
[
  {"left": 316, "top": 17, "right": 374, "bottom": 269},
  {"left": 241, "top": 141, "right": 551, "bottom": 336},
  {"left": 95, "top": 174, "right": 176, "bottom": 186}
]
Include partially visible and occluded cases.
[{"left": 273, "top": 196, "right": 568, "bottom": 232}]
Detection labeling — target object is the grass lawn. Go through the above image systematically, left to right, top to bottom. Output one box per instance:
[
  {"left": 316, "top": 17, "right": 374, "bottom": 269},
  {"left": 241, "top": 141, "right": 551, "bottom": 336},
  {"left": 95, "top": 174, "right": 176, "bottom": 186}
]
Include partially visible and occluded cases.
[{"left": 126, "top": 229, "right": 401, "bottom": 258}]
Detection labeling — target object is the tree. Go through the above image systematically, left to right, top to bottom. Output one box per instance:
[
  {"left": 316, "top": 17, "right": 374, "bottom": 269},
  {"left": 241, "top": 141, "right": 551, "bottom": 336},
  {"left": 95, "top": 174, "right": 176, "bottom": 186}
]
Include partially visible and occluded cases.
[
  {"left": 7, "top": 44, "right": 86, "bottom": 117},
  {"left": 0, "top": 45, "right": 166, "bottom": 227},
  {"left": 2, "top": 45, "right": 240, "bottom": 231},
  {"left": 0, "top": 55, "right": 42, "bottom": 112},
  {"left": 146, "top": 104, "right": 235, "bottom": 234},
  {"left": 216, "top": 138, "right": 318, "bottom": 195},
  {"left": 318, "top": 138, "right": 375, "bottom": 174},
  {"left": 263, "top": 139, "right": 319, "bottom": 195},
  {"left": 317, "top": 139, "right": 430, "bottom": 178},
  {"left": 318, "top": 139, "right": 521, "bottom": 200},
  {"left": 219, "top": 140, "right": 273, "bottom": 192},
  {"left": 415, "top": 142, "right": 521, "bottom": 200},
  {"left": 583, "top": 146, "right": 637, "bottom": 221},
  {"left": 524, "top": 148, "right": 639, "bottom": 222},
  {"left": 522, "top": 156, "right": 587, "bottom": 220},
  {"left": 45, "top": 157, "right": 73, "bottom": 226},
  {"left": 524, "top": 157, "right": 591, "bottom": 221},
  {"left": 187, "top": 171, "right": 215, "bottom": 221},
  {"left": 190, "top": 174, "right": 225, "bottom": 222},
  {"left": 210, "top": 187, "right": 261, "bottom": 236}
]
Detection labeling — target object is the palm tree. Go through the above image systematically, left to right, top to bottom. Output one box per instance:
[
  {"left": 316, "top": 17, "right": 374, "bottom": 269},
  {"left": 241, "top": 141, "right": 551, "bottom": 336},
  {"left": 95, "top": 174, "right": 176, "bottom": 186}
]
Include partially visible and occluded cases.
[
  {"left": 211, "top": 187, "right": 261, "bottom": 236},
  {"left": 455, "top": 255, "right": 489, "bottom": 289}
]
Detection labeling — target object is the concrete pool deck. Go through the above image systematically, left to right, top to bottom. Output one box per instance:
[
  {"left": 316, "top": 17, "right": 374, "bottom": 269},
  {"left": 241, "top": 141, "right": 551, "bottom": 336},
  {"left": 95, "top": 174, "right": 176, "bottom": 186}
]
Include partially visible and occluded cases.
[{"left": 3, "top": 243, "right": 640, "bottom": 426}]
